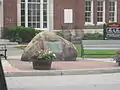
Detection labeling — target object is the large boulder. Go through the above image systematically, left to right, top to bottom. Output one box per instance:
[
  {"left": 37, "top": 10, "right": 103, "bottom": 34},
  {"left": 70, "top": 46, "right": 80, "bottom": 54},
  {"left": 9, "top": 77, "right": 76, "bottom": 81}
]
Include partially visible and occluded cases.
[{"left": 21, "top": 31, "right": 77, "bottom": 61}]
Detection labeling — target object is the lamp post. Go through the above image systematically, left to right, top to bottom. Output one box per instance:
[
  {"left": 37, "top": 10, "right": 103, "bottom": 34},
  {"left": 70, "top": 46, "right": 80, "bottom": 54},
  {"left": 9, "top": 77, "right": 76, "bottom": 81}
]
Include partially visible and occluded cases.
[{"left": 0, "top": 54, "right": 8, "bottom": 90}]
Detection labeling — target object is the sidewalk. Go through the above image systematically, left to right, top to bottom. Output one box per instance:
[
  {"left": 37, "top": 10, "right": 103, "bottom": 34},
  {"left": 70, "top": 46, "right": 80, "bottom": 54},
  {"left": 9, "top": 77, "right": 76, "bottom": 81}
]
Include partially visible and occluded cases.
[
  {"left": 1, "top": 43, "right": 120, "bottom": 77},
  {"left": 2, "top": 57, "right": 120, "bottom": 77},
  {"left": 2, "top": 60, "right": 20, "bottom": 72}
]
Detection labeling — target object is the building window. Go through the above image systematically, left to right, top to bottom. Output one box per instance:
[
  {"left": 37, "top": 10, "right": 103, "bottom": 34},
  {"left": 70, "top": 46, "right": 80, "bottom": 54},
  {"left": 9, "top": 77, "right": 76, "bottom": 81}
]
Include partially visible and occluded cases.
[
  {"left": 21, "top": 0, "right": 48, "bottom": 29},
  {"left": 85, "top": 0, "right": 93, "bottom": 24},
  {"left": 97, "top": 0, "right": 105, "bottom": 24},
  {"left": 109, "top": 0, "right": 117, "bottom": 22},
  {"left": 21, "top": 1, "right": 25, "bottom": 26}
]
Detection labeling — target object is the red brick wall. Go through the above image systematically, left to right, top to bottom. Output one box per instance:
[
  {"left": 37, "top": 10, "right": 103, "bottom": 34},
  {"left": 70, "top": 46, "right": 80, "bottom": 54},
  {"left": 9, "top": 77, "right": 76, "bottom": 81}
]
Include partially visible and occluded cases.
[
  {"left": 3, "top": 0, "right": 17, "bottom": 28},
  {"left": 3, "top": 0, "right": 120, "bottom": 29},
  {"left": 54, "top": 0, "right": 85, "bottom": 30},
  {"left": 54, "top": 0, "right": 120, "bottom": 30}
]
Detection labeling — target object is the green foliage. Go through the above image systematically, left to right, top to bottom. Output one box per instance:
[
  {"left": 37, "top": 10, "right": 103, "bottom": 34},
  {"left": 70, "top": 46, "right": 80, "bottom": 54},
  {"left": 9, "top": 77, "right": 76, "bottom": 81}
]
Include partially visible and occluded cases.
[
  {"left": 103, "top": 23, "right": 107, "bottom": 40},
  {"left": 2, "top": 26, "right": 37, "bottom": 43},
  {"left": 35, "top": 30, "right": 42, "bottom": 35},
  {"left": 56, "top": 31, "right": 64, "bottom": 38},
  {"left": 56, "top": 31, "right": 103, "bottom": 40},
  {"left": 83, "top": 33, "right": 103, "bottom": 40},
  {"left": 74, "top": 44, "right": 116, "bottom": 58},
  {"left": 15, "top": 46, "right": 26, "bottom": 50},
  {"left": 33, "top": 49, "right": 56, "bottom": 60}
]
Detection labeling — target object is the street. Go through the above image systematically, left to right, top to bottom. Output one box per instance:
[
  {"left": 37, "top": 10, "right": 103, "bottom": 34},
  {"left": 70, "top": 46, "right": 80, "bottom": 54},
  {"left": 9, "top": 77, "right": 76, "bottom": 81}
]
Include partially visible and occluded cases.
[{"left": 6, "top": 73, "right": 120, "bottom": 90}]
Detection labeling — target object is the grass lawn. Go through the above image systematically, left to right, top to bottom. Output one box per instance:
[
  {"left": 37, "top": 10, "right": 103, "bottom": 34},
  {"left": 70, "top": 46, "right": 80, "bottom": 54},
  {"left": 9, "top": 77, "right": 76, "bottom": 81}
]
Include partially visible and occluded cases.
[
  {"left": 15, "top": 44, "right": 117, "bottom": 58},
  {"left": 74, "top": 44, "right": 116, "bottom": 58},
  {"left": 15, "top": 46, "right": 27, "bottom": 50}
]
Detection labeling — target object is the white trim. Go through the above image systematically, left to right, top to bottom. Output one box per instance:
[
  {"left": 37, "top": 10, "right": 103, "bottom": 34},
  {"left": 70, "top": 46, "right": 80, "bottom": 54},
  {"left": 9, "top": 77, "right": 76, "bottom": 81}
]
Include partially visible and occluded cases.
[
  {"left": 17, "top": 0, "right": 21, "bottom": 26},
  {"left": 25, "top": 0, "right": 28, "bottom": 27},
  {"left": 40, "top": 0, "right": 49, "bottom": 30},
  {"left": 41, "top": 0, "right": 43, "bottom": 29},
  {"left": 47, "top": 0, "right": 50, "bottom": 30},
  {"left": 48, "top": 0, "right": 53, "bottom": 30},
  {"left": 85, "top": 0, "right": 94, "bottom": 25},
  {"left": 91, "top": 0, "right": 93, "bottom": 24},
  {"left": 97, "top": 0, "right": 105, "bottom": 25},
  {"left": 103, "top": 0, "right": 105, "bottom": 23},
  {"left": 114, "top": 0, "right": 117, "bottom": 22},
  {"left": 84, "top": 22, "right": 95, "bottom": 26},
  {"left": 97, "top": 22, "right": 105, "bottom": 25},
  {"left": 34, "top": 28, "right": 48, "bottom": 30}
]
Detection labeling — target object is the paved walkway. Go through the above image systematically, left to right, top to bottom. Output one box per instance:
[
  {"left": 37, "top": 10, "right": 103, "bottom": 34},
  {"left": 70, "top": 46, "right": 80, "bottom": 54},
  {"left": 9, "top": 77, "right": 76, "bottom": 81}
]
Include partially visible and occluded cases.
[
  {"left": 0, "top": 40, "right": 120, "bottom": 76},
  {"left": 2, "top": 45, "right": 117, "bottom": 73},
  {"left": 2, "top": 58, "right": 118, "bottom": 72},
  {"left": 2, "top": 58, "right": 120, "bottom": 77},
  {"left": 2, "top": 60, "right": 20, "bottom": 72}
]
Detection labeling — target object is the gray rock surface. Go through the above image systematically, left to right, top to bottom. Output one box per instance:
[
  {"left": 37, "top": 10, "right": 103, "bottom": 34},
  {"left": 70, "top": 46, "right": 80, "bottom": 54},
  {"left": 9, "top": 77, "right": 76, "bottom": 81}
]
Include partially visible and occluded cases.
[{"left": 21, "top": 31, "right": 77, "bottom": 61}]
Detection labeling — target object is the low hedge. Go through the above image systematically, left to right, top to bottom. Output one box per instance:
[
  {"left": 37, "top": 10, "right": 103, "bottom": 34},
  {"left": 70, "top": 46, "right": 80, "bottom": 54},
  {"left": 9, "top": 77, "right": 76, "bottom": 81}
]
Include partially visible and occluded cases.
[
  {"left": 2, "top": 26, "right": 42, "bottom": 43},
  {"left": 2, "top": 28, "right": 104, "bottom": 43},
  {"left": 56, "top": 31, "right": 103, "bottom": 40},
  {"left": 56, "top": 31, "right": 64, "bottom": 38},
  {"left": 83, "top": 33, "right": 103, "bottom": 40}
]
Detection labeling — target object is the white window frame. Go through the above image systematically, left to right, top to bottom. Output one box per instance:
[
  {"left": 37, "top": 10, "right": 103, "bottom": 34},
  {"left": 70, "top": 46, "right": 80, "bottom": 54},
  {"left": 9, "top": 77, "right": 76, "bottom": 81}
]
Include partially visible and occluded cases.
[
  {"left": 17, "top": 0, "right": 21, "bottom": 26},
  {"left": 20, "top": 0, "right": 50, "bottom": 30},
  {"left": 85, "top": 0, "right": 94, "bottom": 25},
  {"left": 97, "top": 0, "right": 105, "bottom": 25},
  {"left": 109, "top": 0, "right": 117, "bottom": 23}
]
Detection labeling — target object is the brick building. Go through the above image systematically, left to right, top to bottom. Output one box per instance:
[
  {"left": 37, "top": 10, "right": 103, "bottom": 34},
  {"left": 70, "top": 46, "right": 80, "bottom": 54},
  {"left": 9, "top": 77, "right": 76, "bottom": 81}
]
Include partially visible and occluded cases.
[{"left": 0, "top": 0, "right": 120, "bottom": 36}]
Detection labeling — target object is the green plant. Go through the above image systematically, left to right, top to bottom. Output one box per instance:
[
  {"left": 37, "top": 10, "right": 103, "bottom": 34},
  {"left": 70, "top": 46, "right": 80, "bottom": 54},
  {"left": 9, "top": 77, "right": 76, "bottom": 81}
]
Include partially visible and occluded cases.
[
  {"left": 103, "top": 23, "right": 107, "bottom": 40},
  {"left": 2, "top": 26, "right": 36, "bottom": 43},
  {"left": 1, "top": 28, "right": 10, "bottom": 39},
  {"left": 35, "top": 30, "right": 42, "bottom": 35},
  {"left": 56, "top": 31, "right": 64, "bottom": 38},
  {"left": 13, "top": 33, "right": 22, "bottom": 44},
  {"left": 83, "top": 33, "right": 103, "bottom": 40},
  {"left": 15, "top": 46, "right": 26, "bottom": 50},
  {"left": 33, "top": 49, "right": 56, "bottom": 60},
  {"left": 114, "top": 50, "right": 120, "bottom": 63},
  {"left": 116, "top": 50, "right": 120, "bottom": 54}
]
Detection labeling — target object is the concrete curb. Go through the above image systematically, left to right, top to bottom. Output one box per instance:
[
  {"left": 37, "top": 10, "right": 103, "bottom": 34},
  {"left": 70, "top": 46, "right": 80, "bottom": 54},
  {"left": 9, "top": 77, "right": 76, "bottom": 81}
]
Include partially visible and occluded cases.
[{"left": 4, "top": 67, "right": 120, "bottom": 77}]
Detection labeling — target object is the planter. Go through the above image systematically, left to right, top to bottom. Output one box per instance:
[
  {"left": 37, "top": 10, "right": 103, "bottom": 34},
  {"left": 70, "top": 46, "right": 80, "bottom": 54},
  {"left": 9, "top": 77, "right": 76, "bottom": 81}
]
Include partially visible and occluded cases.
[{"left": 32, "top": 59, "right": 52, "bottom": 70}]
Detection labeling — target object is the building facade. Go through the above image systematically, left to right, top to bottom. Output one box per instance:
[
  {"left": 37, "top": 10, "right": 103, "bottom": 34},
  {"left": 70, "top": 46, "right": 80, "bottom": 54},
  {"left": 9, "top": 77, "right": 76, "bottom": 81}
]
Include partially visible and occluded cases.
[{"left": 0, "top": 0, "right": 120, "bottom": 34}]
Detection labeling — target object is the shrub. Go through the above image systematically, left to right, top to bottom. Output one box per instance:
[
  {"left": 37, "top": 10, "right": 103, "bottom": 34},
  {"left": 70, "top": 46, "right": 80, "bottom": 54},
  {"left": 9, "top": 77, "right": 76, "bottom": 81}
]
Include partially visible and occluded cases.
[
  {"left": 2, "top": 26, "right": 37, "bottom": 43},
  {"left": 1, "top": 27, "right": 10, "bottom": 39},
  {"left": 35, "top": 30, "right": 42, "bottom": 35},
  {"left": 56, "top": 31, "right": 64, "bottom": 38},
  {"left": 56, "top": 31, "right": 103, "bottom": 40},
  {"left": 83, "top": 33, "right": 103, "bottom": 40},
  {"left": 114, "top": 50, "right": 120, "bottom": 63}
]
